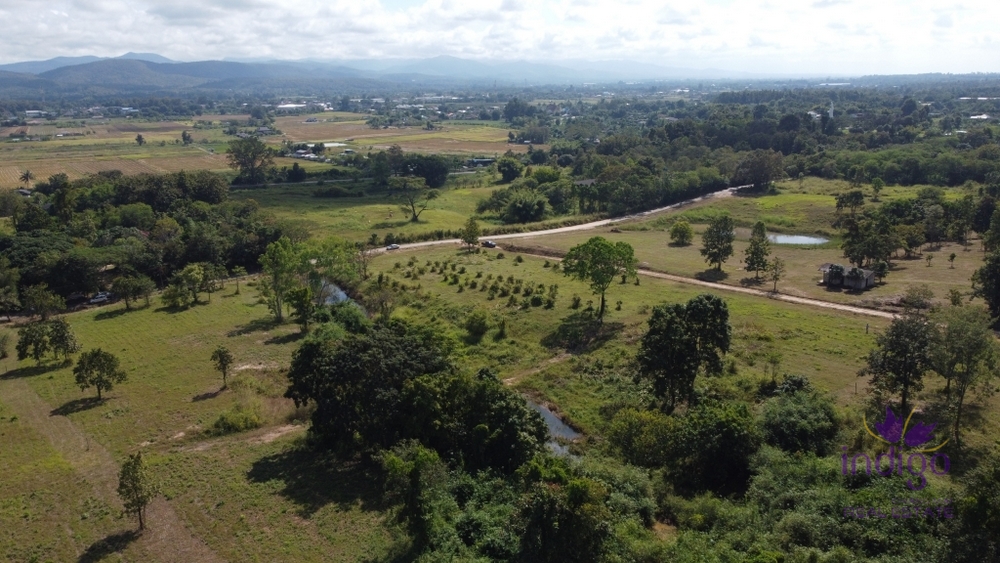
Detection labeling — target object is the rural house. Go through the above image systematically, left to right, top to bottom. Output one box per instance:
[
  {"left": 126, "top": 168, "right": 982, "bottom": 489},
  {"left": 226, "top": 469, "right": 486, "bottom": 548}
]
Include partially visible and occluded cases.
[{"left": 818, "top": 263, "right": 875, "bottom": 290}]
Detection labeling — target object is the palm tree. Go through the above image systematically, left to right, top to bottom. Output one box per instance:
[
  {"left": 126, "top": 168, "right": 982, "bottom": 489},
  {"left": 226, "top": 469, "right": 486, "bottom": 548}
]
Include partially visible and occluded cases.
[{"left": 19, "top": 170, "right": 34, "bottom": 189}]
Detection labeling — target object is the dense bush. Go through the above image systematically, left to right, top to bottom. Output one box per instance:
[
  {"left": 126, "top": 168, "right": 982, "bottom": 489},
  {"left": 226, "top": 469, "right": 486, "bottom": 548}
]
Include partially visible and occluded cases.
[{"left": 760, "top": 389, "right": 840, "bottom": 455}]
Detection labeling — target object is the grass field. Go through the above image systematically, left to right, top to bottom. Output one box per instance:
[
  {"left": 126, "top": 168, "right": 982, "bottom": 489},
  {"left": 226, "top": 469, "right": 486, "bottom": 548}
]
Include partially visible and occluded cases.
[
  {"left": 273, "top": 113, "right": 531, "bottom": 155},
  {"left": 500, "top": 179, "right": 984, "bottom": 309},
  {"left": 233, "top": 180, "right": 494, "bottom": 241},
  {"left": 369, "top": 246, "right": 889, "bottom": 420},
  {"left": 0, "top": 287, "right": 401, "bottom": 562}
]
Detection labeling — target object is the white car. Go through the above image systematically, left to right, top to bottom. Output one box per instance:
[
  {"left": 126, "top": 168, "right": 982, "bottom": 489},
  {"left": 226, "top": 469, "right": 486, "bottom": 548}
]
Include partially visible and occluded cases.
[
  {"left": 386, "top": 244, "right": 400, "bottom": 250},
  {"left": 89, "top": 292, "right": 111, "bottom": 304}
]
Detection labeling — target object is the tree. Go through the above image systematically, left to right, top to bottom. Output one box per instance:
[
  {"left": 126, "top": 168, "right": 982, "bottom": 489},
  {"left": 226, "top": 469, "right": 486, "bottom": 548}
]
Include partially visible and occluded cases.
[
  {"left": 181, "top": 130, "right": 193, "bottom": 145},
  {"left": 135, "top": 134, "right": 145, "bottom": 146},
  {"left": 226, "top": 137, "right": 275, "bottom": 185},
  {"left": 731, "top": 149, "right": 783, "bottom": 192},
  {"left": 369, "top": 151, "right": 391, "bottom": 187},
  {"left": 496, "top": 157, "right": 524, "bottom": 183},
  {"left": 19, "top": 169, "right": 35, "bottom": 188},
  {"left": 390, "top": 177, "right": 438, "bottom": 222},
  {"left": 871, "top": 177, "right": 885, "bottom": 201},
  {"left": 835, "top": 190, "right": 866, "bottom": 217},
  {"left": 700, "top": 215, "right": 736, "bottom": 270},
  {"left": 460, "top": 216, "right": 481, "bottom": 250},
  {"left": 669, "top": 220, "right": 694, "bottom": 246},
  {"left": 744, "top": 221, "right": 771, "bottom": 278},
  {"left": 259, "top": 237, "right": 300, "bottom": 322},
  {"left": 561, "top": 237, "right": 637, "bottom": 320},
  {"left": 972, "top": 250, "right": 1000, "bottom": 323},
  {"left": 950, "top": 253, "right": 957, "bottom": 268},
  {"left": 0, "top": 256, "right": 20, "bottom": 320},
  {"left": 768, "top": 256, "right": 786, "bottom": 292},
  {"left": 872, "top": 260, "right": 889, "bottom": 284},
  {"left": 175, "top": 263, "right": 206, "bottom": 304},
  {"left": 231, "top": 266, "right": 247, "bottom": 294},
  {"left": 113, "top": 276, "right": 140, "bottom": 310},
  {"left": 134, "top": 276, "right": 155, "bottom": 307},
  {"left": 21, "top": 284, "right": 65, "bottom": 321},
  {"left": 0, "top": 286, "right": 19, "bottom": 321},
  {"left": 286, "top": 286, "right": 315, "bottom": 332},
  {"left": 683, "top": 294, "right": 732, "bottom": 375},
  {"left": 638, "top": 304, "right": 698, "bottom": 412},
  {"left": 931, "top": 306, "right": 999, "bottom": 443},
  {"left": 859, "top": 311, "right": 935, "bottom": 416},
  {"left": 47, "top": 318, "right": 80, "bottom": 361},
  {"left": 16, "top": 322, "right": 50, "bottom": 362},
  {"left": 211, "top": 345, "right": 235, "bottom": 388},
  {"left": 74, "top": 348, "right": 127, "bottom": 400},
  {"left": 117, "top": 452, "right": 158, "bottom": 531}
]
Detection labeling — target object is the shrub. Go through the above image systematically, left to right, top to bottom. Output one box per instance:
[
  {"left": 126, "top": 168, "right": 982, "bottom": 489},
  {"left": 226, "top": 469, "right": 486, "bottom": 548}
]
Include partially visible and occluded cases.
[
  {"left": 497, "top": 253, "right": 505, "bottom": 259},
  {"left": 515, "top": 255, "right": 524, "bottom": 263},
  {"left": 571, "top": 295, "right": 582, "bottom": 309},
  {"left": 464, "top": 310, "right": 490, "bottom": 341},
  {"left": 760, "top": 391, "right": 839, "bottom": 455},
  {"left": 211, "top": 399, "right": 264, "bottom": 435}
]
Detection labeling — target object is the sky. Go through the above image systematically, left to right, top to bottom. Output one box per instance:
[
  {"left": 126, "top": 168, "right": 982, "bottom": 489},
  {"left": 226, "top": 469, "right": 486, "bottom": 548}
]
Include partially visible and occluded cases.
[{"left": 0, "top": 0, "right": 998, "bottom": 75}]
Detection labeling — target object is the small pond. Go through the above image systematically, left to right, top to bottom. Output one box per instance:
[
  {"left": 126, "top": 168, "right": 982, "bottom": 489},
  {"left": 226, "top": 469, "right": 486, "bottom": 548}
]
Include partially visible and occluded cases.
[
  {"left": 768, "top": 234, "right": 829, "bottom": 245},
  {"left": 528, "top": 401, "right": 580, "bottom": 456}
]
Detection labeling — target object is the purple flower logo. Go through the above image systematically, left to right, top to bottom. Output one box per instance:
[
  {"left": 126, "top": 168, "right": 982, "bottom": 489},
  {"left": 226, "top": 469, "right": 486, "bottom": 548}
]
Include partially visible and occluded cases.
[{"left": 865, "top": 406, "right": 948, "bottom": 452}]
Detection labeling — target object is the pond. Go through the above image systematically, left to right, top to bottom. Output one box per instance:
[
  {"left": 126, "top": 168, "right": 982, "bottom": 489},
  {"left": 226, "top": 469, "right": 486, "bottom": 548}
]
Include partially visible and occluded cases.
[
  {"left": 768, "top": 234, "right": 829, "bottom": 245},
  {"left": 528, "top": 401, "right": 580, "bottom": 455}
]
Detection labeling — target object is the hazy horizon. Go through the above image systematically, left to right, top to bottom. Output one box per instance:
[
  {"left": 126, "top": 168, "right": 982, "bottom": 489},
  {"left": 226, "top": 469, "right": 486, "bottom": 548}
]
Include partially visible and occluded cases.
[{"left": 0, "top": 0, "right": 998, "bottom": 76}]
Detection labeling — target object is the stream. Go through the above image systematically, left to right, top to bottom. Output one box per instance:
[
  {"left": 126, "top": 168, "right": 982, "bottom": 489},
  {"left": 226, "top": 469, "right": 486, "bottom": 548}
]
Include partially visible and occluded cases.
[{"left": 528, "top": 401, "right": 581, "bottom": 455}]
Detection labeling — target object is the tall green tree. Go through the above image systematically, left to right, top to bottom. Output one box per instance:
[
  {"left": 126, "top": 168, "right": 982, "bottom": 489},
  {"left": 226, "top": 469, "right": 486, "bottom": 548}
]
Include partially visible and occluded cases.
[
  {"left": 135, "top": 134, "right": 145, "bottom": 146},
  {"left": 226, "top": 136, "right": 275, "bottom": 185},
  {"left": 731, "top": 149, "right": 783, "bottom": 192},
  {"left": 496, "top": 156, "right": 524, "bottom": 183},
  {"left": 390, "top": 177, "right": 438, "bottom": 222},
  {"left": 700, "top": 215, "right": 736, "bottom": 270},
  {"left": 460, "top": 216, "right": 481, "bottom": 250},
  {"left": 744, "top": 221, "right": 771, "bottom": 278},
  {"left": 259, "top": 237, "right": 300, "bottom": 322},
  {"left": 561, "top": 237, "right": 637, "bottom": 320},
  {"left": 972, "top": 250, "right": 1000, "bottom": 322},
  {"left": 21, "top": 284, "right": 65, "bottom": 321},
  {"left": 638, "top": 304, "right": 699, "bottom": 412},
  {"left": 931, "top": 306, "right": 999, "bottom": 443},
  {"left": 859, "top": 311, "right": 935, "bottom": 416},
  {"left": 47, "top": 318, "right": 80, "bottom": 361},
  {"left": 16, "top": 322, "right": 50, "bottom": 362},
  {"left": 211, "top": 345, "right": 235, "bottom": 388},
  {"left": 74, "top": 348, "right": 128, "bottom": 400},
  {"left": 117, "top": 452, "right": 158, "bottom": 531}
]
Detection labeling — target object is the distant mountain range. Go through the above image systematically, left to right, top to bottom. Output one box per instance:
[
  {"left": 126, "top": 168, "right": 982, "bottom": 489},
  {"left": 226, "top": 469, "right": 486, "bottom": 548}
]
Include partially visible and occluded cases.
[{"left": 0, "top": 52, "right": 831, "bottom": 97}]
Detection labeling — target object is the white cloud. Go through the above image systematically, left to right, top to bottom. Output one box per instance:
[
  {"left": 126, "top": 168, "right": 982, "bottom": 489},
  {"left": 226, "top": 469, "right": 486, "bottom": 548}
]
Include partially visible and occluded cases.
[{"left": 0, "top": 0, "right": 995, "bottom": 74}]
